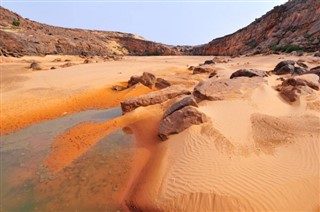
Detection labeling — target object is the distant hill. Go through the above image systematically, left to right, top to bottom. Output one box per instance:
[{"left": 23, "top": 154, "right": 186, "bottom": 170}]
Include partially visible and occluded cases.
[
  {"left": 1, "top": 0, "right": 319, "bottom": 57},
  {"left": 193, "top": 0, "right": 320, "bottom": 55},
  {"left": 0, "top": 6, "right": 181, "bottom": 56}
]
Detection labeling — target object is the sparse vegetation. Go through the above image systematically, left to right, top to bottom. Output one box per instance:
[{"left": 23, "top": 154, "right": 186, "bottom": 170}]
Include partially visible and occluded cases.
[
  {"left": 12, "top": 18, "right": 20, "bottom": 26},
  {"left": 270, "top": 44, "right": 303, "bottom": 53}
]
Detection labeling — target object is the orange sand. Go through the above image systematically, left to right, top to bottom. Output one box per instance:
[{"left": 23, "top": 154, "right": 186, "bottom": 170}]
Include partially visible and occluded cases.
[{"left": 0, "top": 84, "right": 152, "bottom": 135}]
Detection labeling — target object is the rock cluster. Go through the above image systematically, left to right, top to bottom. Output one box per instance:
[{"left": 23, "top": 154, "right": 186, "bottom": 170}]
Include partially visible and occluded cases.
[
  {"left": 273, "top": 60, "right": 308, "bottom": 75},
  {"left": 127, "top": 72, "right": 171, "bottom": 89},
  {"left": 276, "top": 74, "right": 319, "bottom": 102}
]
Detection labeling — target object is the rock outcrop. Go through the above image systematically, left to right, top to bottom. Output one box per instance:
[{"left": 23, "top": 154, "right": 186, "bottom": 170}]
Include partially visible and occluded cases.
[
  {"left": 193, "top": 0, "right": 320, "bottom": 55},
  {"left": 0, "top": 6, "right": 180, "bottom": 56},
  {"left": 276, "top": 74, "right": 319, "bottom": 102},
  {"left": 193, "top": 78, "right": 241, "bottom": 101},
  {"left": 121, "top": 85, "right": 191, "bottom": 113},
  {"left": 158, "top": 106, "right": 208, "bottom": 141}
]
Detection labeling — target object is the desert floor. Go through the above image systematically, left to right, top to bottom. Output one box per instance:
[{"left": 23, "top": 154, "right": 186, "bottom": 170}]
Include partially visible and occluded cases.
[{"left": 1, "top": 55, "right": 319, "bottom": 211}]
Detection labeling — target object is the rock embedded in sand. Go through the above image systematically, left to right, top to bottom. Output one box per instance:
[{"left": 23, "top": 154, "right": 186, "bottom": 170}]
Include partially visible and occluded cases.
[
  {"left": 203, "top": 59, "right": 215, "bottom": 65},
  {"left": 273, "top": 60, "right": 295, "bottom": 75},
  {"left": 30, "top": 62, "right": 42, "bottom": 70},
  {"left": 193, "top": 65, "right": 215, "bottom": 74},
  {"left": 230, "top": 69, "right": 267, "bottom": 79},
  {"left": 208, "top": 71, "right": 218, "bottom": 78},
  {"left": 127, "top": 72, "right": 156, "bottom": 89},
  {"left": 276, "top": 74, "right": 319, "bottom": 102},
  {"left": 155, "top": 78, "right": 171, "bottom": 89},
  {"left": 193, "top": 78, "right": 242, "bottom": 102},
  {"left": 111, "top": 85, "right": 127, "bottom": 91},
  {"left": 121, "top": 85, "right": 191, "bottom": 113},
  {"left": 163, "top": 96, "right": 198, "bottom": 118},
  {"left": 158, "top": 106, "right": 208, "bottom": 141}
]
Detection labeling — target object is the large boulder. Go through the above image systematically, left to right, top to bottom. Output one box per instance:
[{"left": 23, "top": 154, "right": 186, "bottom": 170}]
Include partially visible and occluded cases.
[
  {"left": 273, "top": 60, "right": 295, "bottom": 75},
  {"left": 230, "top": 69, "right": 267, "bottom": 79},
  {"left": 127, "top": 72, "right": 156, "bottom": 89},
  {"left": 155, "top": 78, "right": 171, "bottom": 89},
  {"left": 193, "top": 78, "right": 241, "bottom": 102},
  {"left": 121, "top": 85, "right": 191, "bottom": 113},
  {"left": 163, "top": 96, "right": 198, "bottom": 118},
  {"left": 158, "top": 106, "right": 208, "bottom": 141}
]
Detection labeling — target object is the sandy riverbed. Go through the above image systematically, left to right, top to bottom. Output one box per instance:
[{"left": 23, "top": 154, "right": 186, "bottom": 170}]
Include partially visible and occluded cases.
[{"left": 1, "top": 54, "right": 320, "bottom": 211}]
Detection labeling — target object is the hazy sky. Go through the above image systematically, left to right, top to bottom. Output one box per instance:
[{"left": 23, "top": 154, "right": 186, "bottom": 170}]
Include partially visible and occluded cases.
[{"left": 2, "top": 0, "right": 287, "bottom": 45}]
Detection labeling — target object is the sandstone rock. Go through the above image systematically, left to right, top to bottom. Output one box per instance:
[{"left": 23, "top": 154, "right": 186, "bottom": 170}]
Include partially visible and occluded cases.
[
  {"left": 273, "top": 60, "right": 295, "bottom": 75},
  {"left": 30, "top": 62, "right": 42, "bottom": 70},
  {"left": 193, "top": 65, "right": 214, "bottom": 74},
  {"left": 50, "top": 66, "right": 56, "bottom": 70},
  {"left": 230, "top": 69, "right": 267, "bottom": 79},
  {"left": 127, "top": 72, "right": 156, "bottom": 89},
  {"left": 276, "top": 74, "right": 319, "bottom": 102},
  {"left": 294, "top": 74, "right": 319, "bottom": 90},
  {"left": 127, "top": 75, "right": 141, "bottom": 87},
  {"left": 155, "top": 78, "right": 171, "bottom": 89},
  {"left": 193, "top": 78, "right": 241, "bottom": 102},
  {"left": 111, "top": 85, "right": 127, "bottom": 91},
  {"left": 121, "top": 85, "right": 191, "bottom": 113},
  {"left": 278, "top": 85, "right": 301, "bottom": 102},
  {"left": 163, "top": 96, "right": 198, "bottom": 118},
  {"left": 158, "top": 106, "right": 208, "bottom": 141}
]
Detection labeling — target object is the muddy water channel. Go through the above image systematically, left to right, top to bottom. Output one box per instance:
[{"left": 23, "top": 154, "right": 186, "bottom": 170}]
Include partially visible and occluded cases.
[{"left": 1, "top": 108, "right": 135, "bottom": 211}]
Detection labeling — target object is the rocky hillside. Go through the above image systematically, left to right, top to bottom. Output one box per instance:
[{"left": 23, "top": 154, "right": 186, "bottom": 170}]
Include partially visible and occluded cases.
[
  {"left": 193, "top": 0, "right": 320, "bottom": 55},
  {"left": 0, "top": 6, "right": 180, "bottom": 56}
]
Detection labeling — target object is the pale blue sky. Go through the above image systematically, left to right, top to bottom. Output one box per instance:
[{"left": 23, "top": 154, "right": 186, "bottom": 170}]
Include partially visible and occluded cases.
[{"left": 2, "top": 0, "right": 287, "bottom": 45}]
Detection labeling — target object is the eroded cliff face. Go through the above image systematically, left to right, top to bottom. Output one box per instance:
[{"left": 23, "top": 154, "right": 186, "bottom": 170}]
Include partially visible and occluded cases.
[
  {"left": 1, "top": 0, "right": 319, "bottom": 57},
  {"left": 193, "top": 0, "right": 320, "bottom": 55},
  {"left": 0, "top": 6, "right": 180, "bottom": 56}
]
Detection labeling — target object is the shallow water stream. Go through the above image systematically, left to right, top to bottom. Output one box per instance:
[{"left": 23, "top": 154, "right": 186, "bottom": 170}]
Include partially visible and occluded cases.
[{"left": 1, "top": 108, "right": 135, "bottom": 211}]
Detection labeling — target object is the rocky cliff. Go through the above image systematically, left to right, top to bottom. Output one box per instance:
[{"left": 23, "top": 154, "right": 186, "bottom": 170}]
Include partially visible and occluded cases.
[
  {"left": 1, "top": 0, "right": 319, "bottom": 57},
  {"left": 193, "top": 0, "right": 320, "bottom": 55},
  {"left": 0, "top": 6, "right": 180, "bottom": 56}
]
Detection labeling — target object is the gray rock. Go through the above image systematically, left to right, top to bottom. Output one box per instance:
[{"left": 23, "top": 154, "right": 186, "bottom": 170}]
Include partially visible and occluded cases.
[
  {"left": 273, "top": 60, "right": 296, "bottom": 75},
  {"left": 230, "top": 69, "right": 267, "bottom": 79},
  {"left": 121, "top": 85, "right": 191, "bottom": 113},
  {"left": 163, "top": 96, "right": 198, "bottom": 118},
  {"left": 159, "top": 106, "right": 208, "bottom": 141}
]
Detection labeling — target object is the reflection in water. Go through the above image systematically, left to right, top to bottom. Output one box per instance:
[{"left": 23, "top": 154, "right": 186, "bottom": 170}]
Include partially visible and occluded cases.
[{"left": 1, "top": 108, "right": 135, "bottom": 211}]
